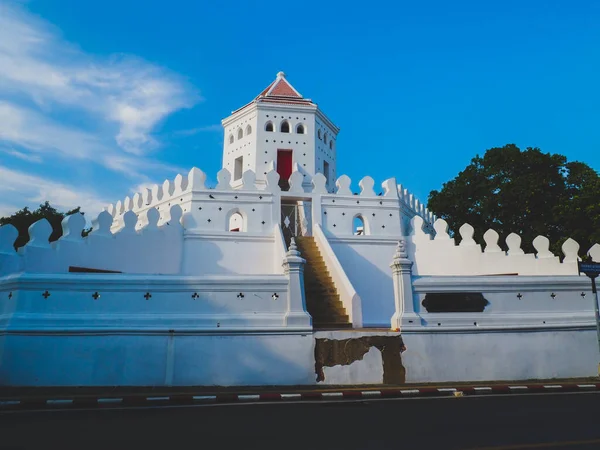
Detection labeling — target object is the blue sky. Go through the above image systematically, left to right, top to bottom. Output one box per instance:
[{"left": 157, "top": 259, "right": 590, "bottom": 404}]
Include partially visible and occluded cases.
[{"left": 1, "top": 0, "right": 599, "bottom": 219}]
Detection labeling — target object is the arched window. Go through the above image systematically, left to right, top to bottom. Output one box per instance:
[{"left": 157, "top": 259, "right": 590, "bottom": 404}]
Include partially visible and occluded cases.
[
  {"left": 280, "top": 120, "right": 290, "bottom": 133},
  {"left": 265, "top": 121, "right": 274, "bottom": 132},
  {"left": 296, "top": 124, "right": 305, "bottom": 134},
  {"left": 246, "top": 125, "right": 252, "bottom": 136},
  {"left": 237, "top": 128, "right": 243, "bottom": 140},
  {"left": 318, "top": 130, "right": 322, "bottom": 140},
  {"left": 324, "top": 133, "right": 328, "bottom": 145},
  {"left": 229, "top": 134, "right": 234, "bottom": 144},
  {"left": 329, "top": 140, "right": 334, "bottom": 150},
  {"left": 228, "top": 211, "right": 245, "bottom": 232},
  {"left": 353, "top": 215, "right": 366, "bottom": 236}
]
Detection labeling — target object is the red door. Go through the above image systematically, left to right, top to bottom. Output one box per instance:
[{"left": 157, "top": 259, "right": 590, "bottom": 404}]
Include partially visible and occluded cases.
[{"left": 277, "top": 149, "right": 293, "bottom": 190}]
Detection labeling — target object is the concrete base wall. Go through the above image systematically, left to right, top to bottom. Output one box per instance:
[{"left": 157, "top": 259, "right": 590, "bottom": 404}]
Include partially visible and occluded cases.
[
  {"left": 1, "top": 328, "right": 597, "bottom": 387},
  {"left": 402, "top": 328, "right": 599, "bottom": 383},
  {"left": 0, "top": 333, "right": 315, "bottom": 387}
]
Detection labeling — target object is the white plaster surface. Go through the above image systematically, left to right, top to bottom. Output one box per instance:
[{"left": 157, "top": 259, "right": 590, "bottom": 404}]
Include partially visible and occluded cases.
[
  {"left": 407, "top": 216, "right": 589, "bottom": 277},
  {"left": 329, "top": 239, "right": 398, "bottom": 327},
  {"left": 402, "top": 329, "right": 600, "bottom": 383},
  {"left": 0, "top": 333, "right": 315, "bottom": 386},
  {"left": 319, "top": 346, "right": 383, "bottom": 385}
]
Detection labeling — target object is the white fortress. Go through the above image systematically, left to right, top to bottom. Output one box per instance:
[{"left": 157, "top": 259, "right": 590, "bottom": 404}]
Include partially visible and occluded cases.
[{"left": 1, "top": 72, "right": 599, "bottom": 387}]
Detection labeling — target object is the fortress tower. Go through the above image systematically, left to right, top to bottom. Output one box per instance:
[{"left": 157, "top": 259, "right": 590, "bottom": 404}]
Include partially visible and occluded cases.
[{"left": 221, "top": 71, "right": 339, "bottom": 192}]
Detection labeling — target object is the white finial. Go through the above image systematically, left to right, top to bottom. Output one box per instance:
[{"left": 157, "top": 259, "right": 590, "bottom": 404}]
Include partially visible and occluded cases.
[
  {"left": 277, "top": 71, "right": 285, "bottom": 78},
  {"left": 287, "top": 237, "right": 300, "bottom": 257},
  {"left": 394, "top": 240, "right": 408, "bottom": 259}
]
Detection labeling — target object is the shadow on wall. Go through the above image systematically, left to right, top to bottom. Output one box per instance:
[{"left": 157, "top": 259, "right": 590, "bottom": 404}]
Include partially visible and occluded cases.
[
  {"left": 182, "top": 240, "right": 235, "bottom": 275},
  {"left": 333, "top": 243, "right": 396, "bottom": 327},
  {"left": 0, "top": 282, "right": 315, "bottom": 387},
  {"left": 171, "top": 290, "right": 314, "bottom": 385}
]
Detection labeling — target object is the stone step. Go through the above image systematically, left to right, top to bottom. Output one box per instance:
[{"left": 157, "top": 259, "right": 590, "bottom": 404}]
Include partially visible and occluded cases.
[
  {"left": 295, "top": 237, "right": 350, "bottom": 328},
  {"left": 304, "top": 270, "right": 333, "bottom": 279},
  {"left": 306, "top": 291, "right": 339, "bottom": 298},
  {"left": 306, "top": 303, "right": 346, "bottom": 314}
]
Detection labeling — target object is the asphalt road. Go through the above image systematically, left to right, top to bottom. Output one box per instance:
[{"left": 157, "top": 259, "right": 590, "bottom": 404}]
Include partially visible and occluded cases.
[{"left": 1, "top": 392, "right": 599, "bottom": 450}]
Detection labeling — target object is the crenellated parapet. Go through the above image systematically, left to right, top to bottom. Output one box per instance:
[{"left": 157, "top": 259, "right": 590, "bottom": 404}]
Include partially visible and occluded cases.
[
  {"left": 105, "top": 165, "right": 435, "bottom": 239},
  {"left": 106, "top": 167, "right": 282, "bottom": 235},
  {"left": 316, "top": 175, "right": 406, "bottom": 238},
  {"left": 396, "top": 184, "right": 435, "bottom": 232},
  {"left": 0, "top": 204, "right": 184, "bottom": 275},
  {"left": 408, "top": 215, "right": 600, "bottom": 276}
]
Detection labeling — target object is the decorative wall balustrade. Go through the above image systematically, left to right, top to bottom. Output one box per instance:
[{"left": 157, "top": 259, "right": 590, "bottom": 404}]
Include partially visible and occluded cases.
[
  {"left": 105, "top": 166, "right": 436, "bottom": 240},
  {"left": 0, "top": 205, "right": 184, "bottom": 275},
  {"left": 408, "top": 215, "right": 600, "bottom": 276}
]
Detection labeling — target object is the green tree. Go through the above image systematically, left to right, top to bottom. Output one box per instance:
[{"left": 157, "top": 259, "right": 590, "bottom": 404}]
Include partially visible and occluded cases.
[
  {"left": 427, "top": 144, "right": 600, "bottom": 256},
  {"left": 0, "top": 201, "right": 92, "bottom": 249}
]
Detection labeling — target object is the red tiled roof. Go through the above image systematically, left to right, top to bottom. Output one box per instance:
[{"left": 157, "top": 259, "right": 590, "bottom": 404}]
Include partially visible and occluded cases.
[
  {"left": 230, "top": 72, "right": 315, "bottom": 115},
  {"left": 267, "top": 78, "right": 301, "bottom": 97},
  {"left": 257, "top": 80, "right": 276, "bottom": 98}
]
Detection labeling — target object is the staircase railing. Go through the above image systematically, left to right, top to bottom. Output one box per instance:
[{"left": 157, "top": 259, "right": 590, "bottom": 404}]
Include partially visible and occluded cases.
[{"left": 312, "top": 224, "right": 363, "bottom": 327}]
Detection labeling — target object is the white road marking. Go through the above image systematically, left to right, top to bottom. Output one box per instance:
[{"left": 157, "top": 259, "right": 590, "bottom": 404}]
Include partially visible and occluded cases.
[
  {"left": 400, "top": 389, "right": 420, "bottom": 395},
  {"left": 1, "top": 391, "right": 599, "bottom": 414},
  {"left": 361, "top": 391, "right": 381, "bottom": 397},
  {"left": 322, "top": 392, "right": 344, "bottom": 398},
  {"left": 280, "top": 393, "right": 301, "bottom": 400},
  {"left": 192, "top": 395, "right": 216, "bottom": 401},
  {"left": 238, "top": 395, "right": 260, "bottom": 401},
  {"left": 146, "top": 397, "right": 170, "bottom": 401},
  {"left": 97, "top": 398, "right": 123, "bottom": 404},
  {"left": 46, "top": 399, "right": 73, "bottom": 405},
  {"left": 0, "top": 400, "right": 20, "bottom": 406}
]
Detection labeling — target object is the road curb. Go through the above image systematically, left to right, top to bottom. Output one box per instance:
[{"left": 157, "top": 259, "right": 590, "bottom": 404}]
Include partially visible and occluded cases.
[{"left": 1, "top": 382, "right": 599, "bottom": 411}]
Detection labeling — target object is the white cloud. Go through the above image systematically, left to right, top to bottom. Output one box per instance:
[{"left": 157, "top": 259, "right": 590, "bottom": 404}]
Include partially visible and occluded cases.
[
  {"left": 0, "top": 1, "right": 200, "bottom": 156},
  {"left": 0, "top": 1, "right": 201, "bottom": 217},
  {"left": 0, "top": 101, "right": 107, "bottom": 159},
  {"left": 173, "top": 124, "right": 223, "bottom": 137},
  {"left": 1, "top": 147, "right": 43, "bottom": 163},
  {"left": 0, "top": 166, "right": 109, "bottom": 218}
]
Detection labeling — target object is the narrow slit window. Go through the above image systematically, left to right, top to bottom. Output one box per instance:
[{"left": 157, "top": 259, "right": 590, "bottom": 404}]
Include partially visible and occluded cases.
[{"left": 234, "top": 156, "right": 243, "bottom": 180}]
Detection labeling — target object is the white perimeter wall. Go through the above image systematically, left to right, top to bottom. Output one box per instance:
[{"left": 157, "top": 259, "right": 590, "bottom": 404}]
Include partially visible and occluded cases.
[
  {"left": 182, "top": 233, "right": 277, "bottom": 275},
  {"left": 402, "top": 329, "right": 599, "bottom": 383},
  {"left": 0, "top": 333, "right": 315, "bottom": 386}
]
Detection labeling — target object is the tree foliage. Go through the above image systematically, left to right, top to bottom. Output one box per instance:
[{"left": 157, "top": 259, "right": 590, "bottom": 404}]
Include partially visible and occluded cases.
[
  {"left": 427, "top": 144, "right": 600, "bottom": 255},
  {"left": 0, "top": 201, "right": 91, "bottom": 249}
]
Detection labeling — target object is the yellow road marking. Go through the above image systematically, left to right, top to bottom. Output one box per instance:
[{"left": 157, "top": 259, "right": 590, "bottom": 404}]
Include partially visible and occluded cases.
[{"left": 464, "top": 438, "right": 600, "bottom": 450}]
